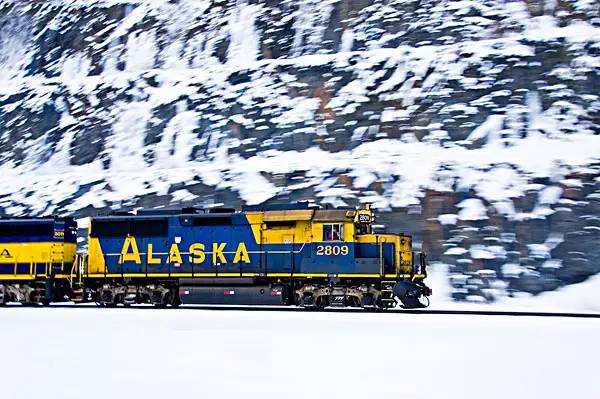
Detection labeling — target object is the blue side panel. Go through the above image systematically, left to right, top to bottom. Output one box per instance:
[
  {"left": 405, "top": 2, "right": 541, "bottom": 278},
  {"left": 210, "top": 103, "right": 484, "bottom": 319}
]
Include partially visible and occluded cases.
[
  {"left": 101, "top": 216, "right": 262, "bottom": 275},
  {"left": 0, "top": 219, "right": 75, "bottom": 243},
  {"left": 262, "top": 242, "right": 292, "bottom": 274},
  {"left": 299, "top": 242, "right": 355, "bottom": 274},
  {"left": 355, "top": 243, "right": 396, "bottom": 274},
  {"left": 355, "top": 243, "right": 377, "bottom": 258},
  {"left": 383, "top": 243, "right": 396, "bottom": 274},
  {"left": 0, "top": 263, "right": 39, "bottom": 275},
  {"left": 0, "top": 264, "right": 13, "bottom": 275},
  {"left": 36, "top": 264, "right": 46, "bottom": 275}
]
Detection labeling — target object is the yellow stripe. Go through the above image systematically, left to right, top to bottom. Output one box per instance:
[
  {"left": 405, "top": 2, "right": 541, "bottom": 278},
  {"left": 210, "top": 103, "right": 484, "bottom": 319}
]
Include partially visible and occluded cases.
[
  {"left": 119, "top": 273, "right": 193, "bottom": 278},
  {"left": 122, "top": 273, "right": 142, "bottom": 277},
  {"left": 217, "top": 273, "right": 241, "bottom": 277},
  {"left": 267, "top": 273, "right": 329, "bottom": 278},
  {"left": 338, "top": 273, "right": 380, "bottom": 278},
  {"left": 0, "top": 274, "right": 77, "bottom": 280},
  {"left": 0, "top": 275, "right": 36, "bottom": 280}
]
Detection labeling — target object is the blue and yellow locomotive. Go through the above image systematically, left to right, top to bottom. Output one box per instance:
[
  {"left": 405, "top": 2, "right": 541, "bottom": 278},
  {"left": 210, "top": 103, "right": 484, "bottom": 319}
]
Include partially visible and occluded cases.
[
  {"left": 1, "top": 203, "right": 431, "bottom": 309},
  {"left": 0, "top": 217, "right": 78, "bottom": 304}
]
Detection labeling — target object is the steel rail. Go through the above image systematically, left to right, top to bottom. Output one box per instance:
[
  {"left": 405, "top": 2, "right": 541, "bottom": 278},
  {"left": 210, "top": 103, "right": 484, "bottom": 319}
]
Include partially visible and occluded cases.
[{"left": 3, "top": 304, "right": 600, "bottom": 318}]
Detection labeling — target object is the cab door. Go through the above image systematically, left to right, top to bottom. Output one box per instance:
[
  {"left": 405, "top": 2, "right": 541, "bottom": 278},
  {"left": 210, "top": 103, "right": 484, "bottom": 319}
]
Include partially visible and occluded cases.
[{"left": 262, "top": 232, "right": 294, "bottom": 275}]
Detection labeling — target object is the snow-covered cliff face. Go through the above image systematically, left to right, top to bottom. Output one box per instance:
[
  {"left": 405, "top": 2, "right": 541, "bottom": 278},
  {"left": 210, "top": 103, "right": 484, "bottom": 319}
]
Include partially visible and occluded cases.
[{"left": 0, "top": 0, "right": 599, "bottom": 299}]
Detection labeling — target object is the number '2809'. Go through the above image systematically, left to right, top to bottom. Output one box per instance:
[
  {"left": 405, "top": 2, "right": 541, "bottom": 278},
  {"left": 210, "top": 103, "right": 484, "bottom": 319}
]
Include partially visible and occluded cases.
[{"left": 316, "top": 245, "right": 349, "bottom": 256}]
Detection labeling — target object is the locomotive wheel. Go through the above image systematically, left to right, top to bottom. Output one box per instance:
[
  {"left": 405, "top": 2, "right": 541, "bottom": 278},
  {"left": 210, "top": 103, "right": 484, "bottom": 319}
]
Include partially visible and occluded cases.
[
  {"left": 0, "top": 285, "right": 6, "bottom": 306},
  {"left": 29, "top": 291, "right": 41, "bottom": 305},
  {"left": 160, "top": 291, "right": 181, "bottom": 307},
  {"left": 164, "top": 291, "right": 173, "bottom": 307},
  {"left": 153, "top": 292, "right": 170, "bottom": 308},
  {"left": 171, "top": 293, "right": 181, "bottom": 308},
  {"left": 110, "top": 294, "right": 122, "bottom": 307},
  {"left": 315, "top": 296, "right": 328, "bottom": 310},
  {"left": 349, "top": 296, "right": 362, "bottom": 308},
  {"left": 374, "top": 298, "right": 385, "bottom": 311}
]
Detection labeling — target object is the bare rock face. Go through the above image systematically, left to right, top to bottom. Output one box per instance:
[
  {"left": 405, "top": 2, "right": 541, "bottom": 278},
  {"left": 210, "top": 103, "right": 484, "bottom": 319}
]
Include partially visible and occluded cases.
[{"left": 0, "top": 0, "right": 599, "bottom": 300}]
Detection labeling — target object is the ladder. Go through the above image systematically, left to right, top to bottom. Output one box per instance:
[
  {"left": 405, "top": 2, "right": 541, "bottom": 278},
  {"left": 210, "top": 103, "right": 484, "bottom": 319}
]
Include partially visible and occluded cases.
[
  {"left": 50, "top": 244, "right": 65, "bottom": 275},
  {"left": 69, "top": 255, "right": 85, "bottom": 303},
  {"left": 380, "top": 280, "right": 397, "bottom": 308}
]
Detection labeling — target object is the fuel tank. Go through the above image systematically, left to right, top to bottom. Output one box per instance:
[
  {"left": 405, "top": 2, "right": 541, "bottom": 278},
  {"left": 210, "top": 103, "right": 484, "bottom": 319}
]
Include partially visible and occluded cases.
[{"left": 179, "top": 285, "right": 287, "bottom": 305}]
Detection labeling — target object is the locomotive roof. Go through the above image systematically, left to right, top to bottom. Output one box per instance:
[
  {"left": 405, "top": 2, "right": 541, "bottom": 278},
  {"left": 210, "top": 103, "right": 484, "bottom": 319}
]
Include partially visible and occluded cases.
[
  {"left": 101, "top": 202, "right": 361, "bottom": 217},
  {"left": 92, "top": 207, "right": 359, "bottom": 224}
]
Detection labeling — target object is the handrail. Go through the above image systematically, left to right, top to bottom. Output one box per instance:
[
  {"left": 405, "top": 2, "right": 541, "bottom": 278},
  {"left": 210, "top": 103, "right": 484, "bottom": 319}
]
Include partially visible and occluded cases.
[
  {"left": 378, "top": 237, "right": 383, "bottom": 277},
  {"left": 68, "top": 255, "right": 78, "bottom": 287}
]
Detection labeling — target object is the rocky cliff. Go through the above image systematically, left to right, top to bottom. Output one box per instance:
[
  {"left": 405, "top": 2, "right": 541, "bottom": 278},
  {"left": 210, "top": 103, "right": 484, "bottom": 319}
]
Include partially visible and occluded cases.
[{"left": 1, "top": 0, "right": 599, "bottom": 301}]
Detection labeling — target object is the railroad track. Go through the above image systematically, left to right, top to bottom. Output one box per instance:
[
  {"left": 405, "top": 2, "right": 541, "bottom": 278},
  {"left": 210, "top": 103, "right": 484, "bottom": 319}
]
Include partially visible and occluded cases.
[{"left": 4, "top": 303, "right": 600, "bottom": 318}]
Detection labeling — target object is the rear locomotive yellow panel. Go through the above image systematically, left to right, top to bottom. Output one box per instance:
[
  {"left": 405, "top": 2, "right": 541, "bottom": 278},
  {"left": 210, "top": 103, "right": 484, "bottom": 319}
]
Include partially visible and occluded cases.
[
  {"left": 0, "top": 218, "right": 77, "bottom": 280},
  {"left": 0, "top": 242, "right": 76, "bottom": 264}
]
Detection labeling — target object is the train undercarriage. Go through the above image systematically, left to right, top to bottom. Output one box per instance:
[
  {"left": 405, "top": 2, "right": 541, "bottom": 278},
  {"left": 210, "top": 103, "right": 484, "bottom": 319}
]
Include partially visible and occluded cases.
[
  {"left": 82, "top": 277, "right": 431, "bottom": 309},
  {"left": 2, "top": 278, "right": 430, "bottom": 309},
  {"left": 0, "top": 279, "right": 73, "bottom": 306}
]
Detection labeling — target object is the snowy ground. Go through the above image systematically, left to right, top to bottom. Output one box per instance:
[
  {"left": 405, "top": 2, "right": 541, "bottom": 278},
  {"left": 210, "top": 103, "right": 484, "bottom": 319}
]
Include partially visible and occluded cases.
[
  {"left": 426, "top": 264, "right": 600, "bottom": 314},
  {"left": 1, "top": 307, "right": 599, "bottom": 399}
]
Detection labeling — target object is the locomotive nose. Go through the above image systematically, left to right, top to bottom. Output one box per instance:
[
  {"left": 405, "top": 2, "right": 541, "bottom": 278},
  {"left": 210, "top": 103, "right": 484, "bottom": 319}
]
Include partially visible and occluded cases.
[{"left": 393, "top": 281, "right": 431, "bottom": 309}]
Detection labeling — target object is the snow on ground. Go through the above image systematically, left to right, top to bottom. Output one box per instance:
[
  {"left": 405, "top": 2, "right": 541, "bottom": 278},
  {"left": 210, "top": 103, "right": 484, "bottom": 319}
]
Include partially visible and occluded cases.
[
  {"left": 427, "top": 263, "right": 600, "bottom": 313},
  {"left": 1, "top": 307, "right": 598, "bottom": 399}
]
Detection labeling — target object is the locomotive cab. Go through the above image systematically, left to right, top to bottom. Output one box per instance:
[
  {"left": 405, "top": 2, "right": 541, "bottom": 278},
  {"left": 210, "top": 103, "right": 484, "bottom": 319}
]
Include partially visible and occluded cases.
[{"left": 352, "top": 204, "right": 431, "bottom": 308}]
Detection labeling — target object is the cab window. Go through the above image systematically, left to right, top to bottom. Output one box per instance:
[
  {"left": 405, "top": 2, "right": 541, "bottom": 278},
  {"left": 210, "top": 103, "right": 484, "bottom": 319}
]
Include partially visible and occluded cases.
[
  {"left": 355, "top": 223, "right": 368, "bottom": 235},
  {"left": 323, "top": 224, "right": 343, "bottom": 241}
]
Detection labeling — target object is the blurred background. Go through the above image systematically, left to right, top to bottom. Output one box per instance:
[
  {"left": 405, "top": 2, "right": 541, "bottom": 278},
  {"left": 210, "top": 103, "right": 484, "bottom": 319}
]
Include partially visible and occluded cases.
[{"left": 0, "top": 0, "right": 599, "bottom": 309}]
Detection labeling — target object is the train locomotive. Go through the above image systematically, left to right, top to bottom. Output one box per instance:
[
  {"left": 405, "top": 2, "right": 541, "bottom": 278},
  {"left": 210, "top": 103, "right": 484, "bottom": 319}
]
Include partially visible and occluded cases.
[{"left": 0, "top": 203, "right": 431, "bottom": 309}]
